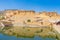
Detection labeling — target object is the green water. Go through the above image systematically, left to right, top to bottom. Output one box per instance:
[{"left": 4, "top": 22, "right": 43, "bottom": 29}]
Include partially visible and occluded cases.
[{"left": 0, "top": 33, "right": 57, "bottom": 40}]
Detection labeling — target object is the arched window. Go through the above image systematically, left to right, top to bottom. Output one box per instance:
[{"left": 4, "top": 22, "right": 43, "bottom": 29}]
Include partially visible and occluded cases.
[
  {"left": 14, "top": 13, "right": 16, "bottom": 15},
  {"left": 27, "top": 19, "right": 31, "bottom": 22},
  {"left": 41, "top": 22, "right": 43, "bottom": 25}
]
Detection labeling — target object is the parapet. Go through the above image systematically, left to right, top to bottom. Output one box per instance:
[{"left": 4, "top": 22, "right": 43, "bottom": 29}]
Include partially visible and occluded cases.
[{"left": 4, "top": 9, "right": 35, "bottom": 18}]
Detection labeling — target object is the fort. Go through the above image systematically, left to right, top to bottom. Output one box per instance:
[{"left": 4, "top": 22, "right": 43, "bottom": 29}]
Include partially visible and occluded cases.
[
  {"left": 0, "top": 10, "right": 60, "bottom": 40},
  {"left": 3, "top": 10, "right": 60, "bottom": 27}
]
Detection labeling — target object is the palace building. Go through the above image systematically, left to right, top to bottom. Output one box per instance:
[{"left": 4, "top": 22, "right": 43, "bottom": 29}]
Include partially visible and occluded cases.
[{"left": 2, "top": 10, "right": 60, "bottom": 27}]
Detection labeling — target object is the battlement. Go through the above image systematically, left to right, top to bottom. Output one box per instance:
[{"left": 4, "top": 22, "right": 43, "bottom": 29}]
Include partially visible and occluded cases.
[
  {"left": 4, "top": 9, "right": 35, "bottom": 13},
  {"left": 4, "top": 10, "right": 35, "bottom": 18}
]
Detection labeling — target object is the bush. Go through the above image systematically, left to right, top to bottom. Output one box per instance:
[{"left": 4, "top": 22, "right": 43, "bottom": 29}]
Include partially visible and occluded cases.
[
  {"left": 0, "top": 16, "right": 5, "bottom": 19},
  {"left": 35, "top": 29, "right": 43, "bottom": 33}
]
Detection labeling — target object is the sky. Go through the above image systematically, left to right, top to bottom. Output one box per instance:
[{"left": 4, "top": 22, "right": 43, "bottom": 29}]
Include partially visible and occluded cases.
[{"left": 0, "top": 0, "right": 60, "bottom": 13}]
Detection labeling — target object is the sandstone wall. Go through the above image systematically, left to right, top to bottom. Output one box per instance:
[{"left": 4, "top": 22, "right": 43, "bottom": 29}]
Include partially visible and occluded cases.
[{"left": 3, "top": 10, "right": 60, "bottom": 27}]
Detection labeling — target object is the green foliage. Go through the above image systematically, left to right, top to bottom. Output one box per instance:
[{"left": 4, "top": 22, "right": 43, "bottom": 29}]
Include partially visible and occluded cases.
[
  {"left": 0, "top": 16, "right": 5, "bottom": 20},
  {"left": 23, "top": 27, "right": 25, "bottom": 29},
  {"left": 27, "top": 29, "right": 30, "bottom": 31},
  {"left": 35, "top": 29, "right": 43, "bottom": 33},
  {"left": 12, "top": 32, "right": 16, "bottom": 35}
]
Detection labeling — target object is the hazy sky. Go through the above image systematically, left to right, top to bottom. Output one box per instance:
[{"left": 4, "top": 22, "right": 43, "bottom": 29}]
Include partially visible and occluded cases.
[{"left": 0, "top": 0, "right": 60, "bottom": 13}]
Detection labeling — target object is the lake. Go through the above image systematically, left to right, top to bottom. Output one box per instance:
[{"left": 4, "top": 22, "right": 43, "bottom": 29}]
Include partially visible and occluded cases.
[{"left": 0, "top": 33, "right": 57, "bottom": 40}]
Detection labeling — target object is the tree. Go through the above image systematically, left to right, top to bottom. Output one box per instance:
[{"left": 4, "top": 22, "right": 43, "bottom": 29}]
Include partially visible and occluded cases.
[{"left": 0, "top": 16, "right": 5, "bottom": 20}]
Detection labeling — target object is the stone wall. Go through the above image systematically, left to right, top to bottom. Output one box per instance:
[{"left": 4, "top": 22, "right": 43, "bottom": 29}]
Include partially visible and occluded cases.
[{"left": 3, "top": 10, "right": 60, "bottom": 27}]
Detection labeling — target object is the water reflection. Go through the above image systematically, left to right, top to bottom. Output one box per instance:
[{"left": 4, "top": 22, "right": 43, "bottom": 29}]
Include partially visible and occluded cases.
[{"left": 0, "top": 33, "right": 56, "bottom": 40}]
